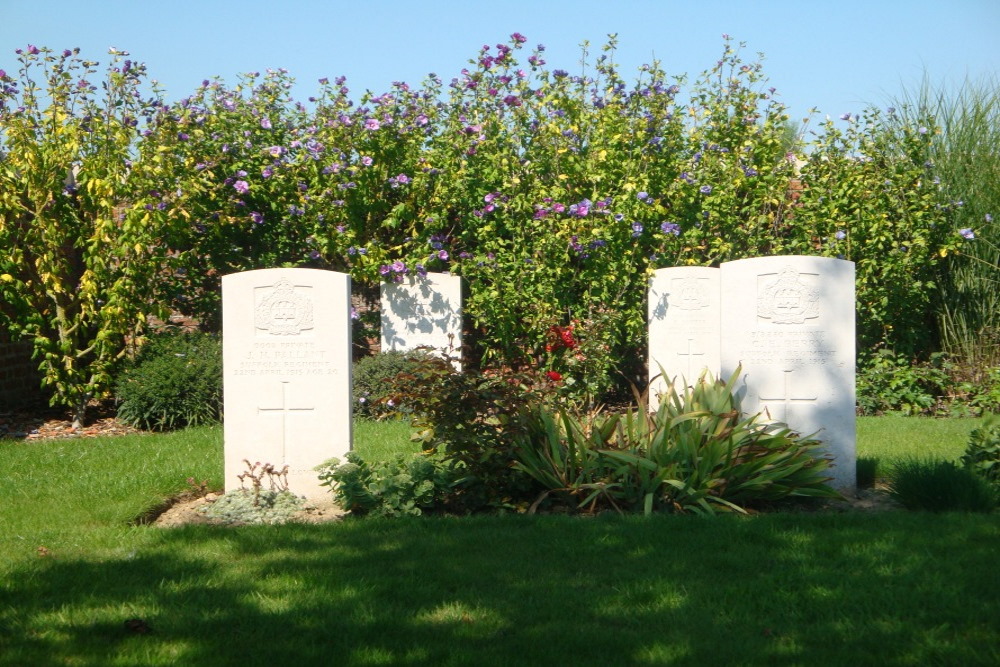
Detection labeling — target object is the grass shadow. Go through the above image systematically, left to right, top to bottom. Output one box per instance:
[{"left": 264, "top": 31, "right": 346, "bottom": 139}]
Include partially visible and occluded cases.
[{"left": 3, "top": 514, "right": 999, "bottom": 665}]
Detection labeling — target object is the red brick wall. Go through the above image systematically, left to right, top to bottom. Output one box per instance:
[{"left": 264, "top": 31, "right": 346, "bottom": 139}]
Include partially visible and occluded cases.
[{"left": 0, "top": 328, "right": 46, "bottom": 410}]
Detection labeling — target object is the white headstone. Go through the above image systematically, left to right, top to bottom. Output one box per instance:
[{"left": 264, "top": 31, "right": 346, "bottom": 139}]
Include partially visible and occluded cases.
[
  {"left": 720, "top": 256, "right": 856, "bottom": 490},
  {"left": 648, "top": 267, "right": 721, "bottom": 408},
  {"left": 222, "top": 268, "right": 352, "bottom": 500},
  {"left": 381, "top": 273, "right": 463, "bottom": 369}
]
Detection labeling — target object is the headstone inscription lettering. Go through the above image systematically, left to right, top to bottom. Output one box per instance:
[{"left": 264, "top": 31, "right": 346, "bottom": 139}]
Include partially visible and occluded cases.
[
  {"left": 223, "top": 268, "right": 352, "bottom": 499},
  {"left": 381, "top": 273, "right": 463, "bottom": 369}
]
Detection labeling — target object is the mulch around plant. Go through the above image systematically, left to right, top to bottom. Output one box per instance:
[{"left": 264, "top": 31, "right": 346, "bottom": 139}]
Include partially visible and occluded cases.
[{"left": 0, "top": 403, "right": 142, "bottom": 441}]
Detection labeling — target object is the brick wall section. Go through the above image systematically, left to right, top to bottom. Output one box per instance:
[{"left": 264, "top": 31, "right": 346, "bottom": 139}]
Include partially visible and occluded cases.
[{"left": 0, "top": 328, "right": 46, "bottom": 411}]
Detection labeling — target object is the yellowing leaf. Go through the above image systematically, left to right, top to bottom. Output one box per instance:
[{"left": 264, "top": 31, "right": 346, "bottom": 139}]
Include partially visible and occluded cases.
[{"left": 0, "top": 274, "right": 12, "bottom": 282}]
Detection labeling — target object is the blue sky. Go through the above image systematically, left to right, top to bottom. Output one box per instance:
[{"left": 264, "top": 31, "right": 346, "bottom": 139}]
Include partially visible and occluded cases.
[{"left": 1, "top": 0, "right": 997, "bottom": 125}]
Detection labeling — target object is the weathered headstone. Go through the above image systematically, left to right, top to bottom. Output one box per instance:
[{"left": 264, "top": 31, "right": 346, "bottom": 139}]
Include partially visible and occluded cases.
[
  {"left": 720, "top": 256, "right": 856, "bottom": 489},
  {"left": 647, "top": 267, "right": 721, "bottom": 408},
  {"left": 222, "top": 268, "right": 352, "bottom": 499},
  {"left": 381, "top": 273, "right": 463, "bottom": 369}
]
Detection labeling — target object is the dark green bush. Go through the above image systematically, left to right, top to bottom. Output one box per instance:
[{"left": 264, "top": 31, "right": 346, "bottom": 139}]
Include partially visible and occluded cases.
[
  {"left": 115, "top": 329, "right": 222, "bottom": 431},
  {"left": 352, "top": 350, "right": 430, "bottom": 419},
  {"left": 856, "top": 350, "right": 951, "bottom": 415},
  {"left": 390, "top": 355, "right": 540, "bottom": 509},
  {"left": 955, "top": 367, "right": 1000, "bottom": 416},
  {"left": 961, "top": 415, "right": 1000, "bottom": 485},
  {"left": 318, "top": 452, "right": 459, "bottom": 517},
  {"left": 856, "top": 456, "right": 880, "bottom": 489},
  {"left": 887, "top": 457, "right": 997, "bottom": 512}
]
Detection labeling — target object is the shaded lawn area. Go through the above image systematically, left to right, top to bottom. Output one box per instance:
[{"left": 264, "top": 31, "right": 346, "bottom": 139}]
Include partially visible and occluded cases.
[
  {"left": 1, "top": 417, "right": 998, "bottom": 665},
  {"left": 3, "top": 514, "right": 999, "bottom": 665}
]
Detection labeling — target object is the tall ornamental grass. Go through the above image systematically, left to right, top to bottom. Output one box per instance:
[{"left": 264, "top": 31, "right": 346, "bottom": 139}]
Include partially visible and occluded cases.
[{"left": 889, "top": 76, "right": 1000, "bottom": 366}]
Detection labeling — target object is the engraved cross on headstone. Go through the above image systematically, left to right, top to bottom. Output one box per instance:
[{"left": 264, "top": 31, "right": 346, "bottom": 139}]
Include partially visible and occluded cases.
[
  {"left": 676, "top": 337, "right": 706, "bottom": 383},
  {"left": 759, "top": 369, "right": 817, "bottom": 423},
  {"left": 257, "top": 381, "right": 315, "bottom": 463}
]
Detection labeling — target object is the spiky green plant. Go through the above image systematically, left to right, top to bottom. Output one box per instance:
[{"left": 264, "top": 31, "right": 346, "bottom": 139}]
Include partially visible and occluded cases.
[{"left": 513, "top": 368, "right": 840, "bottom": 515}]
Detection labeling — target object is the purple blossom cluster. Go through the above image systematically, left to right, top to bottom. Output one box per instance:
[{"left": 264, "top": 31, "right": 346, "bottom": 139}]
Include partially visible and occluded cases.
[
  {"left": 534, "top": 197, "right": 611, "bottom": 220},
  {"left": 379, "top": 259, "right": 410, "bottom": 282}
]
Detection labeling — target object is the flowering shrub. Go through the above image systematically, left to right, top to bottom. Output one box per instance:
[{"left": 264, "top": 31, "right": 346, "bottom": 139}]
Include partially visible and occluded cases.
[
  {"left": 2, "top": 35, "right": 978, "bottom": 413},
  {"left": 0, "top": 46, "right": 167, "bottom": 425},
  {"left": 794, "top": 107, "right": 966, "bottom": 357}
]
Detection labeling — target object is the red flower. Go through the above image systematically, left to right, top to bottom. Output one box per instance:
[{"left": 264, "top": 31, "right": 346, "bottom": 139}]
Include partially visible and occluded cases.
[{"left": 546, "top": 370, "right": 563, "bottom": 383}]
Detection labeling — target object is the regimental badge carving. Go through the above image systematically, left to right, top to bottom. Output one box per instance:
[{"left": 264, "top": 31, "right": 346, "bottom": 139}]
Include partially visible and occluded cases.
[
  {"left": 757, "top": 267, "right": 819, "bottom": 324},
  {"left": 668, "top": 277, "right": 710, "bottom": 311},
  {"left": 255, "top": 278, "right": 314, "bottom": 335}
]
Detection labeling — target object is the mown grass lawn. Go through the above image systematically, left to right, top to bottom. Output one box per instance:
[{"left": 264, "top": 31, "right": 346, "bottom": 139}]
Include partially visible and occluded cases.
[{"left": 1, "top": 416, "right": 997, "bottom": 666}]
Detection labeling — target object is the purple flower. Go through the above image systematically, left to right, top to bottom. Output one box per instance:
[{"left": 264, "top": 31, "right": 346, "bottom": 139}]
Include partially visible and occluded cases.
[
  {"left": 511, "top": 32, "right": 527, "bottom": 43},
  {"left": 26, "top": 45, "right": 40, "bottom": 55},
  {"left": 0, "top": 69, "right": 5, "bottom": 79},
  {"left": 553, "top": 69, "right": 569, "bottom": 78},
  {"left": 260, "top": 117, "right": 272, "bottom": 129},
  {"left": 364, "top": 118, "right": 380, "bottom": 130},
  {"left": 918, "top": 126, "right": 928, "bottom": 135},
  {"left": 177, "top": 132, "right": 189, "bottom": 141},
  {"left": 268, "top": 145, "right": 284, "bottom": 158},
  {"left": 360, "top": 156, "right": 373, "bottom": 167},
  {"left": 261, "top": 166, "right": 273, "bottom": 179},
  {"left": 396, "top": 173, "right": 410, "bottom": 185},
  {"left": 233, "top": 180, "right": 249, "bottom": 194},
  {"left": 699, "top": 185, "right": 713, "bottom": 195},
  {"left": 637, "top": 191, "right": 648, "bottom": 201},
  {"left": 251, "top": 211, "right": 265, "bottom": 224},
  {"left": 985, "top": 214, "right": 993, "bottom": 223},
  {"left": 660, "top": 221, "right": 680, "bottom": 236},
  {"left": 631, "top": 222, "right": 644, "bottom": 238},
  {"left": 959, "top": 228, "right": 975, "bottom": 240},
  {"left": 835, "top": 230, "right": 846, "bottom": 240},
  {"left": 438, "top": 250, "right": 449, "bottom": 261},
  {"left": 391, "top": 260, "right": 406, "bottom": 273},
  {"left": 416, "top": 263, "right": 427, "bottom": 277},
  {"left": 379, "top": 264, "right": 391, "bottom": 276},
  {"left": 350, "top": 308, "right": 359, "bottom": 321}
]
